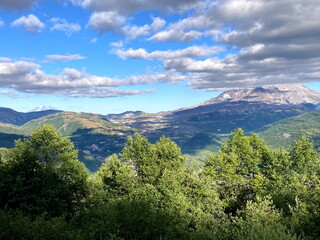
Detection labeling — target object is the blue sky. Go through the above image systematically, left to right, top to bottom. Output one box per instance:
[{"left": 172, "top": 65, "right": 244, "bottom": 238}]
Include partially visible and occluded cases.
[{"left": 0, "top": 0, "right": 320, "bottom": 114}]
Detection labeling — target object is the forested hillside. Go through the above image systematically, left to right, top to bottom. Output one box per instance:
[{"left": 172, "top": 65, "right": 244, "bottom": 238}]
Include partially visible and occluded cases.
[
  {"left": 259, "top": 110, "right": 320, "bottom": 149},
  {"left": 0, "top": 125, "right": 319, "bottom": 239}
]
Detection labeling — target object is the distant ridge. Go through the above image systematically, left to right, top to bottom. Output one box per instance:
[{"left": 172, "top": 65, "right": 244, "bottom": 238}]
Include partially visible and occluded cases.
[
  {"left": 202, "top": 85, "right": 320, "bottom": 105},
  {"left": 31, "top": 105, "right": 57, "bottom": 112},
  {"left": 0, "top": 107, "right": 61, "bottom": 126}
]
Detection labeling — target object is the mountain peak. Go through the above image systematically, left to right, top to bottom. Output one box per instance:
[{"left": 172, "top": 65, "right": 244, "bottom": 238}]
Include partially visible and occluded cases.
[
  {"left": 204, "top": 85, "right": 320, "bottom": 105},
  {"left": 31, "top": 105, "right": 57, "bottom": 112}
]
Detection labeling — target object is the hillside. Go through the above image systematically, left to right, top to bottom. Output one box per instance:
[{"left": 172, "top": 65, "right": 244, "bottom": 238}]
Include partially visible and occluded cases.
[
  {"left": 0, "top": 107, "right": 61, "bottom": 126},
  {"left": 258, "top": 110, "right": 320, "bottom": 149},
  {"left": 0, "top": 112, "right": 134, "bottom": 172}
]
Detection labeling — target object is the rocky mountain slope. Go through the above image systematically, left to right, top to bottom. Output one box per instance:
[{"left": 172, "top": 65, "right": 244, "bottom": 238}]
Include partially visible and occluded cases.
[
  {"left": 106, "top": 85, "right": 320, "bottom": 140},
  {"left": 203, "top": 85, "right": 320, "bottom": 105}
]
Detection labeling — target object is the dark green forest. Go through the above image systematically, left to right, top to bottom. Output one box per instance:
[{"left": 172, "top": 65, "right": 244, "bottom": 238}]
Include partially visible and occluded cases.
[{"left": 0, "top": 124, "right": 320, "bottom": 239}]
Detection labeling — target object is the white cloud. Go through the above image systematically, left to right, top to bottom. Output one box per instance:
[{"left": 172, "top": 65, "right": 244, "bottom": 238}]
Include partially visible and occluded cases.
[
  {"left": 0, "top": 0, "right": 42, "bottom": 10},
  {"left": 3, "top": 0, "right": 320, "bottom": 91},
  {"left": 77, "top": 0, "right": 204, "bottom": 34},
  {"left": 80, "top": 0, "right": 203, "bottom": 14},
  {"left": 113, "top": 0, "right": 320, "bottom": 89},
  {"left": 88, "top": 11, "right": 126, "bottom": 33},
  {"left": 12, "top": 14, "right": 45, "bottom": 33},
  {"left": 122, "top": 17, "right": 166, "bottom": 39},
  {"left": 50, "top": 18, "right": 81, "bottom": 37},
  {"left": 0, "top": 19, "right": 4, "bottom": 27},
  {"left": 149, "top": 29, "right": 203, "bottom": 42},
  {"left": 90, "top": 37, "right": 98, "bottom": 43},
  {"left": 110, "top": 40, "right": 124, "bottom": 48},
  {"left": 115, "top": 46, "right": 224, "bottom": 60},
  {"left": 116, "top": 48, "right": 148, "bottom": 60},
  {"left": 164, "top": 53, "right": 320, "bottom": 90},
  {"left": 45, "top": 54, "right": 86, "bottom": 62},
  {"left": 0, "top": 57, "right": 11, "bottom": 63},
  {"left": 0, "top": 60, "right": 163, "bottom": 98},
  {"left": 0, "top": 90, "right": 19, "bottom": 98}
]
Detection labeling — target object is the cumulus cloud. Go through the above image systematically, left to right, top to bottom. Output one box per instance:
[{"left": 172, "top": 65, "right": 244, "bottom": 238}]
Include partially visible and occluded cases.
[
  {"left": 0, "top": 0, "right": 42, "bottom": 10},
  {"left": 3, "top": 0, "right": 320, "bottom": 91},
  {"left": 80, "top": 0, "right": 203, "bottom": 14},
  {"left": 80, "top": 0, "right": 204, "bottom": 33},
  {"left": 111, "top": 0, "right": 320, "bottom": 89},
  {"left": 88, "top": 11, "right": 126, "bottom": 33},
  {"left": 12, "top": 14, "right": 45, "bottom": 33},
  {"left": 122, "top": 17, "right": 166, "bottom": 39},
  {"left": 50, "top": 18, "right": 81, "bottom": 37},
  {"left": 148, "top": 29, "right": 203, "bottom": 42},
  {"left": 110, "top": 41, "right": 124, "bottom": 48},
  {"left": 115, "top": 45, "right": 224, "bottom": 60},
  {"left": 45, "top": 54, "right": 86, "bottom": 62},
  {"left": 164, "top": 54, "right": 320, "bottom": 90},
  {"left": 0, "top": 57, "right": 11, "bottom": 62},
  {"left": 0, "top": 60, "right": 165, "bottom": 98},
  {"left": 0, "top": 90, "right": 19, "bottom": 98}
]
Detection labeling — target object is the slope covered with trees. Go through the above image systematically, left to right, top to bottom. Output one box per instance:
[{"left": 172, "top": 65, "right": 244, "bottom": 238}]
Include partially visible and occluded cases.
[
  {"left": 259, "top": 110, "right": 320, "bottom": 148},
  {"left": 0, "top": 125, "right": 319, "bottom": 239}
]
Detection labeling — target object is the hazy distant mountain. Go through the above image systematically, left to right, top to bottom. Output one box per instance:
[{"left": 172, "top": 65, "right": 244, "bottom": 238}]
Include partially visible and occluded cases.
[
  {"left": 31, "top": 105, "right": 57, "bottom": 112},
  {"left": 0, "top": 107, "right": 61, "bottom": 126},
  {"left": 104, "top": 111, "right": 144, "bottom": 120}
]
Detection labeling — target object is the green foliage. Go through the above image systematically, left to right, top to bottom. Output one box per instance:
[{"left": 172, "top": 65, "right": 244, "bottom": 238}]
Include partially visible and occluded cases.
[
  {"left": 259, "top": 110, "right": 320, "bottom": 149},
  {"left": 0, "top": 124, "right": 89, "bottom": 218},
  {"left": 1, "top": 126, "right": 320, "bottom": 239},
  {"left": 203, "top": 129, "right": 272, "bottom": 213},
  {"left": 88, "top": 133, "right": 224, "bottom": 239},
  {"left": 121, "top": 133, "right": 186, "bottom": 184},
  {"left": 95, "top": 154, "right": 134, "bottom": 197},
  {"left": 233, "top": 197, "right": 298, "bottom": 240},
  {"left": 0, "top": 210, "right": 84, "bottom": 240}
]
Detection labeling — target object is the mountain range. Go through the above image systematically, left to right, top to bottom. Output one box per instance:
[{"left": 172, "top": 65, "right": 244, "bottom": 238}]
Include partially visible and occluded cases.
[{"left": 0, "top": 84, "right": 319, "bottom": 171}]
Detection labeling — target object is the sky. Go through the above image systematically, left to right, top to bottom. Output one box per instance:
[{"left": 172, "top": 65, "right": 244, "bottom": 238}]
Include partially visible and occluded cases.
[{"left": 0, "top": 0, "right": 320, "bottom": 114}]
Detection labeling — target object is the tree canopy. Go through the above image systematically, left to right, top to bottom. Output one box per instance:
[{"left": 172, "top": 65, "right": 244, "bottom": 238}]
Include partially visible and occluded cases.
[{"left": 0, "top": 126, "right": 319, "bottom": 239}]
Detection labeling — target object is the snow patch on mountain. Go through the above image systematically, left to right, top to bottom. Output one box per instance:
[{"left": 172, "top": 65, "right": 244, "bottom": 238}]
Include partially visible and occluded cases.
[{"left": 31, "top": 105, "right": 57, "bottom": 112}]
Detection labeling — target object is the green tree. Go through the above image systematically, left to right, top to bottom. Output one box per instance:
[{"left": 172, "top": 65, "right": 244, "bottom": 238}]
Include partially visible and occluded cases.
[
  {"left": 0, "top": 124, "right": 89, "bottom": 218},
  {"left": 203, "top": 129, "right": 271, "bottom": 213},
  {"left": 121, "top": 133, "right": 186, "bottom": 184},
  {"left": 95, "top": 154, "right": 134, "bottom": 197}
]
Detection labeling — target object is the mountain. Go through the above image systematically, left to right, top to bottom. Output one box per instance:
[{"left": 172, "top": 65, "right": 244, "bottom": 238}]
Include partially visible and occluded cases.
[
  {"left": 1, "top": 84, "right": 320, "bottom": 171},
  {"left": 106, "top": 85, "right": 320, "bottom": 140},
  {"left": 203, "top": 85, "right": 320, "bottom": 105},
  {"left": 31, "top": 105, "right": 57, "bottom": 112},
  {"left": 0, "top": 107, "right": 61, "bottom": 126},
  {"left": 258, "top": 110, "right": 320, "bottom": 149},
  {"left": 0, "top": 111, "right": 130, "bottom": 135},
  {"left": 104, "top": 111, "right": 144, "bottom": 120},
  {"left": 0, "top": 112, "right": 134, "bottom": 172}
]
